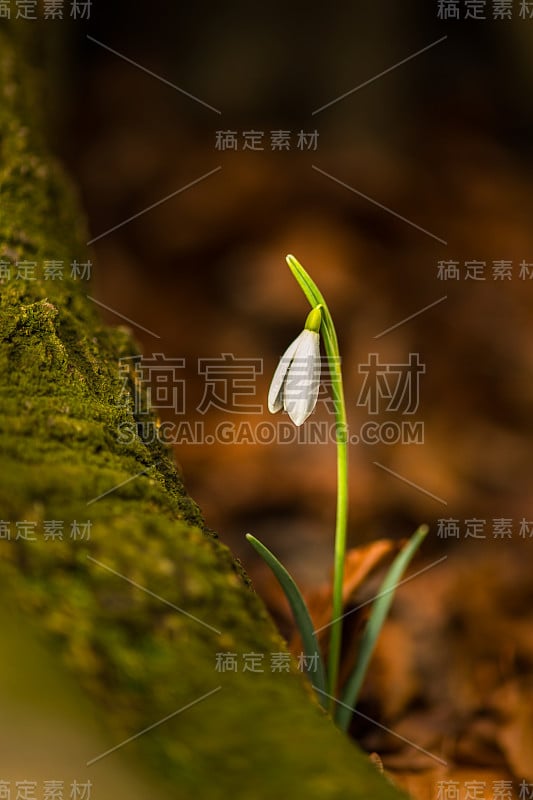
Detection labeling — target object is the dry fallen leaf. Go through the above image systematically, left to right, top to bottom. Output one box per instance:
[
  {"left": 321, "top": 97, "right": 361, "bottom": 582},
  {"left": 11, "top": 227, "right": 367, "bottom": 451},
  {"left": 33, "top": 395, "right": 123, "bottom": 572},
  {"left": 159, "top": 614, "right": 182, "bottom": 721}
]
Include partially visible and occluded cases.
[
  {"left": 289, "top": 538, "right": 400, "bottom": 661},
  {"left": 491, "top": 680, "right": 533, "bottom": 782}
]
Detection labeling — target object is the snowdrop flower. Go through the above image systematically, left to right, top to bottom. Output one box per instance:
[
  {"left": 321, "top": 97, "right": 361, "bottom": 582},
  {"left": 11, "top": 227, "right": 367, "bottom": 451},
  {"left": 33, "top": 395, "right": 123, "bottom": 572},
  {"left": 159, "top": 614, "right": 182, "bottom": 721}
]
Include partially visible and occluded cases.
[{"left": 268, "top": 305, "right": 322, "bottom": 426}]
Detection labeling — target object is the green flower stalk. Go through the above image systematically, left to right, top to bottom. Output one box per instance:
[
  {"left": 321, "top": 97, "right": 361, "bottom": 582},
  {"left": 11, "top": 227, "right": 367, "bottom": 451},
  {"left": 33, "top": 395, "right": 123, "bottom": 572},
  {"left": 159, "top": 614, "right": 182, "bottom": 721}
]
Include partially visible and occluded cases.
[
  {"left": 262, "top": 254, "right": 348, "bottom": 709},
  {"left": 281, "top": 255, "right": 348, "bottom": 708}
]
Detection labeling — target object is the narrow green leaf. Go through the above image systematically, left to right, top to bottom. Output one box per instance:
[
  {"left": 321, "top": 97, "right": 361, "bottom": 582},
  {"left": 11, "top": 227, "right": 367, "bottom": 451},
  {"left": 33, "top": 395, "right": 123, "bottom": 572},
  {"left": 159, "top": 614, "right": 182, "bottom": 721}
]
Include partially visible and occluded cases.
[
  {"left": 286, "top": 254, "right": 339, "bottom": 354},
  {"left": 337, "top": 525, "right": 429, "bottom": 730},
  {"left": 245, "top": 533, "right": 328, "bottom": 707}
]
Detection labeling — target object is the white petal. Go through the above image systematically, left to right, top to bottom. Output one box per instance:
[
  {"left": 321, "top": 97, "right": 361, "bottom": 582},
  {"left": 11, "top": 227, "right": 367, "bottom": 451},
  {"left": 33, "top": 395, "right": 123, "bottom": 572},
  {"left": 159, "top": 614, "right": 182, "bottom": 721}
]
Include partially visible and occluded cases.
[
  {"left": 283, "top": 330, "right": 321, "bottom": 426},
  {"left": 267, "top": 334, "right": 302, "bottom": 413}
]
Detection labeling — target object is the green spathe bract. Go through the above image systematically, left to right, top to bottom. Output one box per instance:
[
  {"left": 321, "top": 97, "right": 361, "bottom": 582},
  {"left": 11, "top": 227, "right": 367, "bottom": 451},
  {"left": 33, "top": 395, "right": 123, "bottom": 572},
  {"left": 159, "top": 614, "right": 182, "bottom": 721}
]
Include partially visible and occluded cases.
[{"left": 250, "top": 253, "right": 427, "bottom": 729}]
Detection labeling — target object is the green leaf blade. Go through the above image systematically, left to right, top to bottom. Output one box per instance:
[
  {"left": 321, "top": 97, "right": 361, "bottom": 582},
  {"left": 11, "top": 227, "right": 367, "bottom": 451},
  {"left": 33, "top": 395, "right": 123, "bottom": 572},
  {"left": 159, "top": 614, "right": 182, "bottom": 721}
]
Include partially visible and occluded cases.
[
  {"left": 337, "top": 524, "right": 429, "bottom": 730},
  {"left": 246, "top": 533, "right": 328, "bottom": 708}
]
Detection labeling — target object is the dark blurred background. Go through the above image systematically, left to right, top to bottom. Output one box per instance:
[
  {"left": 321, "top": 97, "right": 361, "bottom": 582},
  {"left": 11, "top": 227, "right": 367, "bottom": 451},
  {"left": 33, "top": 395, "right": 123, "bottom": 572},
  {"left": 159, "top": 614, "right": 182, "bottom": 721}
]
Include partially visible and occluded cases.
[{"left": 45, "top": 1, "right": 533, "bottom": 590}]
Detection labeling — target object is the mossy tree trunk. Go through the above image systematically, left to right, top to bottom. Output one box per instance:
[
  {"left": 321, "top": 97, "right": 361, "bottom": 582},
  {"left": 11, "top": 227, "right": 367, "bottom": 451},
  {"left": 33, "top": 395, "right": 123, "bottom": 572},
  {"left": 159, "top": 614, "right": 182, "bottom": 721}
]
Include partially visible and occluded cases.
[{"left": 0, "top": 22, "right": 408, "bottom": 800}]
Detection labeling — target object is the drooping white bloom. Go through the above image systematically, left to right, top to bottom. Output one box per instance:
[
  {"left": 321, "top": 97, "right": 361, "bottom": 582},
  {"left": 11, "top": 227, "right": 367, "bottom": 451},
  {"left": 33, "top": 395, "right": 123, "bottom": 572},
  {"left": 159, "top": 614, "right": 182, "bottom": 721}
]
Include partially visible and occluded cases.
[{"left": 268, "top": 306, "right": 322, "bottom": 426}]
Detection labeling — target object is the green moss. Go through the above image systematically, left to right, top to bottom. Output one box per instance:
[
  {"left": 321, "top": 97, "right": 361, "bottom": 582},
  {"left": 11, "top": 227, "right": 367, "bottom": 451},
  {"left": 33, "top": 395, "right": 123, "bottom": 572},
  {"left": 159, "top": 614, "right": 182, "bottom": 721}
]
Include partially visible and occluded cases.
[{"left": 0, "top": 21, "right": 409, "bottom": 800}]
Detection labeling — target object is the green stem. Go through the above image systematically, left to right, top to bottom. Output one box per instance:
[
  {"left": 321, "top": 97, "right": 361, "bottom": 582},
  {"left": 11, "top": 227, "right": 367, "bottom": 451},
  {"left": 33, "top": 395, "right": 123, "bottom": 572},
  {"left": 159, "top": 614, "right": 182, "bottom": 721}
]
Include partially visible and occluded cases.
[
  {"left": 286, "top": 255, "right": 349, "bottom": 711},
  {"left": 329, "top": 404, "right": 348, "bottom": 705}
]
